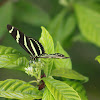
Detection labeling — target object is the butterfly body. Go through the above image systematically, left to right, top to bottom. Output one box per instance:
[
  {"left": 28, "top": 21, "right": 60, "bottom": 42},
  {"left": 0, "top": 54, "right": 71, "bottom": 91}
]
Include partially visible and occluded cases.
[{"left": 7, "top": 24, "right": 69, "bottom": 60}]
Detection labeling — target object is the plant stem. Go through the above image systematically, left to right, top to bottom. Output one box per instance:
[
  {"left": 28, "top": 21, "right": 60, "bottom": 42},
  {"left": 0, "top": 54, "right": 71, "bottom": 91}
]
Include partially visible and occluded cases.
[
  {"left": 37, "top": 68, "right": 41, "bottom": 84},
  {"left": 28, "top": 80, "right": 38, "bottom": 84}
]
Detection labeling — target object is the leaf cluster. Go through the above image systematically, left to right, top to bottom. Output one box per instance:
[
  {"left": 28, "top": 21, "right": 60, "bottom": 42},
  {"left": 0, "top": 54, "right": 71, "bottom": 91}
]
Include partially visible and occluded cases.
[
  {"left": 0, "top": 0, "right": 99, "bottom": 99},
  {"left": 0, "top": 0, "right": 100, "bottom": 48},
  {"left": 0, "top": 27, "right": 88, "bottom": 100}
]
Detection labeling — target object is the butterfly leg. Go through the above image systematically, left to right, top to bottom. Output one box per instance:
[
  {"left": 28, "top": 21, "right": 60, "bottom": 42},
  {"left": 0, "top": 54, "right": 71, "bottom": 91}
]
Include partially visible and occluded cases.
[
  {"left": 29, "top": 56, "right": 33, "bottom": 66},
  {"left": 29, "top": 56, "right": 37, "bottom": 66},
  {"left": 33, "top": 57, "right": 37, "bottom": 64},
  {"left": 38, "top": 58, "right": 41, "bottom": 62}
]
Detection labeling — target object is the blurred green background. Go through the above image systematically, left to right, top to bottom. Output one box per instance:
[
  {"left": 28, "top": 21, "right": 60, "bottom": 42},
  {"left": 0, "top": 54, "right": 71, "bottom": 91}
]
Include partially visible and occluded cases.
[{"left": 0, "top": 0, "right": 100, "bottom": 100}]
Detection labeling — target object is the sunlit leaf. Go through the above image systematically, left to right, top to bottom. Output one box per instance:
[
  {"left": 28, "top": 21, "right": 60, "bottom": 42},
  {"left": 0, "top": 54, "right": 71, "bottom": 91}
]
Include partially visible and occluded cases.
[
  {"left": 59, "top": 0, "right": 68, "bottom": 7},
  {"left": 0, "top": 1, "right": 13, "bottom": 37},
  {"left": 75, "top": 4, "right": 100, "bottom": 47},
  {"left": 40, "top": 26, "right": 54, "bottom": 54},
  {"left": 39, "top": 27, "right": 54, "bottom": 76},
  {"left": 54, "top": 42, "right": 72, "bottom": 69},
  {"left": 0, "top": 45, "right": 28, "bottom": 71},
  {"left": 95, "top": 55, "right": 100, "bottom": 63},
  {"left": 51, "top": 68, "right": 88, "bottom": 82},
  {"left": 43, "top": 77, "right": 81, "bottom": 100},
  {"left": 0, "top": 79, "right": 42, "bottom": 99},
  {"left": 64, "top": 80, "right": 88, "bottom": 100},
  {"left": 42, "top": 87, "right": 55, "bottom": 100}
]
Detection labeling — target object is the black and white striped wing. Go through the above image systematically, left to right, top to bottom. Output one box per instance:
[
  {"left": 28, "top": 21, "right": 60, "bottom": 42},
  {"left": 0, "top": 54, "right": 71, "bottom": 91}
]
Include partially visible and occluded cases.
[
  {"left": 7, "top": 24, "right": 45, "bottom": 57},
  {"left": 28, "top": 38, "right": 45, "bottom": 56}
]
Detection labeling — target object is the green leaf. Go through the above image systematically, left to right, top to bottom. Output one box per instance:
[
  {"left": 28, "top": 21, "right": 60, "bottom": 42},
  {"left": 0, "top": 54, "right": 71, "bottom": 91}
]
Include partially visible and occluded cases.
[
  {"left": 14, "top": 0, "right": 50, "bottom": 26},
  {"left": 59, "top": 0, "right": 68, "bottom": 7},
  {"left": 0, "top": 1, "right": 13, "bottom": 37},
  {"left": 82, "top": 2, "right": 100, "bottom": 13},
  {"left": 74, "top": 4, "right": 100, "bottom": 47},
  {"left": 48, "top": 9, "right": 66, "bottom": 43},
  {"left": 48, "top": 10, "right": 76, "bottom": 46},
  {"left": 61, "top": 14, "right": 76, "bottom": 44},
  {"left": 63, "top": 14, "right": 76, "bottom": 35},
  {"left": 39, "top": 26, "right": 54, "bottom": 76},
  {"left": 39, "top": 26, "right": 54, "bottom": 54},
  {"left": 54, "top": 42, "right": 72, "bottom": 69},
  {"left": 0, "top": 45, "right": 28, "bottom": 71},
  {"left": 95, "top": 55, "right": 100, "bottom": 63},
  {"left": 42, "top": 59, "right": 54, "bottom": 77},
  {"left": 51, "top": 68, "right": 88, "bottom": 82},
  {"left": 43, "top": 77, "right": 81, "bottom": 100},
  {"left": 0, "top": 79, "right": 42, "bottom": 99},
  {"left": 64, "top": 80, "right": 88, "bottom": 100},
  {"left": 42, "top": 87, "right": 55, "bottom": 100}
]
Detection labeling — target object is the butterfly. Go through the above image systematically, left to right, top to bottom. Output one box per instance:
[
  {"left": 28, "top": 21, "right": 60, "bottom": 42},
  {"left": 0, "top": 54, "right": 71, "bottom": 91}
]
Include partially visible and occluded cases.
[{"left": 7, "top": 24, "right": 69, "bottom": 61}]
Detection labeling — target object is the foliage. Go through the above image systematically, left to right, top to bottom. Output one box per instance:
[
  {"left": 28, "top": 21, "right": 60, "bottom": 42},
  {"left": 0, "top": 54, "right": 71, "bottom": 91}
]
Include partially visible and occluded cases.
[
  {"left": 0, "top": 0, "right": 99, "bottom": 99},
  {"left": 0, "top": 0, "right": 100, "bottom": 48},
  {"left": 14, "top": 0, "right": 50, "bottom": 26},
  {"left": 0, "top": 1, "right": 12, "bottom": 37},
  {"left": 74, "top": 3, "right": 100, "bottom": 47},
  {"left": 0, "top": 26, "right": 88, "bottom": 100},
  {"left": 54, "top": 42, "right": 72, "bottom": 69},
  {"left": 0, "top": 46, "right": 28, "bottom": 71},
  {"left": 95, "top": 55, "right": 100, "bottom": 63},
  {"left": 50, "top": 68, "right": 88, "bottom": 82},
  {"left": 43, "top": 77, "right": 81, "bottom": 100},
  {"left": 0, "top": 79, "right": 42, "bottom": 100},
  {"left": 63, "top": 80, "right": 88, "bottom": 100},
  {"left": 42, "top": 87, "right": 55, "bottom": 100}
]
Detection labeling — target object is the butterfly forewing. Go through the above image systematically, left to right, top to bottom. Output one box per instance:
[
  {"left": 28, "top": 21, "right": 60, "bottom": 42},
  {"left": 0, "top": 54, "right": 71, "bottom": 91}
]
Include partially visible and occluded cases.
[{"left": 7, "top": 24, "right": 45, "bottom": 58}]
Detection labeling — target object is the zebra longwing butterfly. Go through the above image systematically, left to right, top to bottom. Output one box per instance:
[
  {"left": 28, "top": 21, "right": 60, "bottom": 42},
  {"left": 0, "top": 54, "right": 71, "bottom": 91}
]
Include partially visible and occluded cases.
[{"left": 7, "top": 24, "right": 69, "bottom": 60}]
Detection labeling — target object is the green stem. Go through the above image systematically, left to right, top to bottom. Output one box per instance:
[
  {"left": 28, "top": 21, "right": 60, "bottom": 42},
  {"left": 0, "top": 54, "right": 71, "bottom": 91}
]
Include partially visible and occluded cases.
[
  {"left": 37, "top": 69, "right": 41, "bottom": 84},
  {"left": 33, "top": 74, "right": 38, "bottom": 79},
  {"left": 28, "top": 80, "right": 38, "bottom": 84}
]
